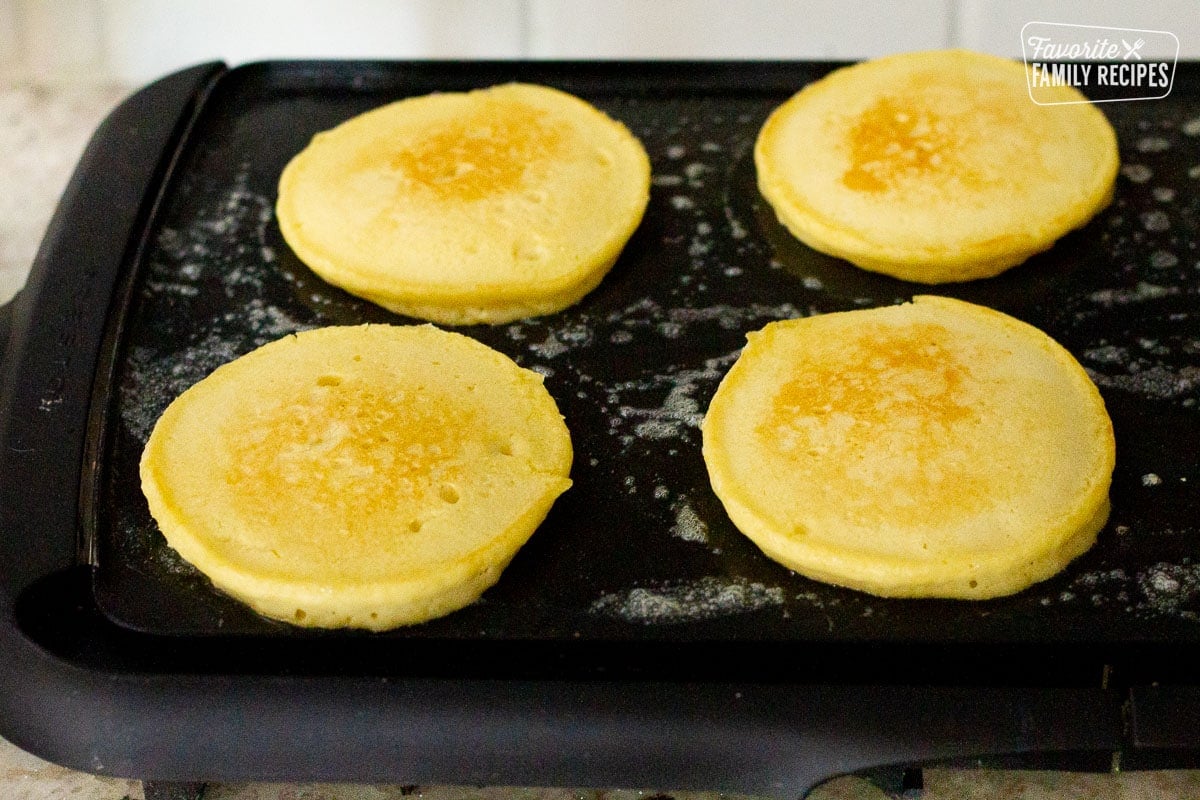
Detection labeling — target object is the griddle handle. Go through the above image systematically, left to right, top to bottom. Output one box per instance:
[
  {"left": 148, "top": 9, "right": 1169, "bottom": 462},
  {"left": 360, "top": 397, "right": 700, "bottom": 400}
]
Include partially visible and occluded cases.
[
  {"left": 0, "top": 60, "right": 228, "bottom": 778},
  {"left": 0, "top": 61, "right": 226, "bottom": 609},
  {"left": 0, "top": 673, "right": 1127, "bottom": 797}
]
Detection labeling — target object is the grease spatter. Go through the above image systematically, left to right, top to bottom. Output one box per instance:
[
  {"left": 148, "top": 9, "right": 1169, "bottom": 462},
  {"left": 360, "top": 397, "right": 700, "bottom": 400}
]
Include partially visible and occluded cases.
[
  {"left": 1136, "top": 135, "right": 1171, "bottom": 153},
  {"left": 1121, "top": 164, "right": 1153, "bottom": 183},
  {"left": 150, "top": 166, "right": 275, "bottom": 297},
  {"left": 1141, "top": 210, "right": 1171, "bottom": 232},
  {"left": 728, "top": 217, "right": 749, "bottom": 240},
  {"left": 1150, "top": 250, "right": 1179, "bottom": 269},
  {"left": 145, "top": 281, "right": 200, "bottom": 297},
  {"left": 1088, "top": 282, "right": 1177, "bottom": 306},
  {"left": 232, "top": 298, "right": 313, "bottom": 342},
  {"left": 525, "top": 322, "right": 596, "bottom": 360},
  {"left": 529, "top": 333, "right": 569, "bottom": 359},
  {"left": 122, "top": 337, "right": 242, "bottom": 444},
  {"left": 1083, "top": 345, "right": 1128, "bottom": 365},
  {"left": 609, "top": 354, "right": 735, "bottom": 444},
  {"left": 1088, "top": 366, "right": 1200, "bottom": 400},
  {"left": 670, "top": 497, "right": 709, "bottom": 543},
  {"left": 1137, "top": 563, "right": 1200, "bottom": 620},
  {"left": 590, "top": 576, "right": 784, "bottom": 624}
]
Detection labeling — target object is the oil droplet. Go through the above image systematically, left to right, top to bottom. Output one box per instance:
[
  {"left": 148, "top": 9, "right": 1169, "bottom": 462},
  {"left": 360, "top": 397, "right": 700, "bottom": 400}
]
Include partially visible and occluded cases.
[
  {"left": 1136, "top": 136, "right": 1171, "bottom": 153},
  {"left": 1121, "top": 164, "right": 1153, "bottom": 183},
  {"left": 1141, "top": 210, "right": 1171, "bottom": 232},
  {"left": 1150, "top": 250, "right": 1179, "bottom": 269}
]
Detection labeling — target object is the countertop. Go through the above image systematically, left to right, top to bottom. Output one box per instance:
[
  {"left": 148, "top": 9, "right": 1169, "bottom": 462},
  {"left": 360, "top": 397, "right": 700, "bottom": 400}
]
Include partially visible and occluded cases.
[{"left": 2, "top": 79, "right": 1199, "bottom": 800}]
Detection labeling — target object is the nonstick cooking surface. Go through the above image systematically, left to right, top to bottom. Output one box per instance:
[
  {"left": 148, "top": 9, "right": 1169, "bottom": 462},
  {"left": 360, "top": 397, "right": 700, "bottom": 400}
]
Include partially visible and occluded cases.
[{"left": 94, "top": 62, "right": 1200, "bottom": 646}]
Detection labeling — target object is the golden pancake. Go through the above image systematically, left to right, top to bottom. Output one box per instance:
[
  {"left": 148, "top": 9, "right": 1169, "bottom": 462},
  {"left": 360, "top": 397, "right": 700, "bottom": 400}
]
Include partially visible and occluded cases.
[
  {"left": 755, "top": 50, "right": 1119, "bottom": 283},
  {"left": 277, "top": 83, "right": 650, "bottom": 325},
  {"left": 701, "top": 296, "right": 1114, "bottom": 599},
  {"left": 140, "top": 324, "right": 572, "bottom": 630}
]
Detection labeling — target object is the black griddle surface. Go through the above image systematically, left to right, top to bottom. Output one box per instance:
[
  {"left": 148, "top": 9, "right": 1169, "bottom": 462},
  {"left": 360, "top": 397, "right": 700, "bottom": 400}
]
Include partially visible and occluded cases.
[{"left": 93, "top": 61, "right": 1200, "bottom": 652}]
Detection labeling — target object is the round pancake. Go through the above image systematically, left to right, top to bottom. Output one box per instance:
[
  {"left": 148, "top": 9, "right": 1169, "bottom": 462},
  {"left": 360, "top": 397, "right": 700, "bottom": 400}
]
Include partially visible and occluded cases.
[
  {"left": 755, "top": 50, "right": 1119, "bottom": 283},
  {"left": 277, "top": 83, "right": 650, "bottom": 325},
  {"left": 701, "top": 296, "right": 1115, "bottom": 599},
  {"left": 140, "top": 324, "right": 573, "bottom": 630}
]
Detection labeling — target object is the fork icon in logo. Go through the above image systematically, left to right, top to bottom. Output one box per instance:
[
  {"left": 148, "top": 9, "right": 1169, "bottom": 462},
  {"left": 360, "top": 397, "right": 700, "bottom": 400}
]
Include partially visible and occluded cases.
[{"left": 1122, "top": 38, "right": 1146, "bottom": 60}]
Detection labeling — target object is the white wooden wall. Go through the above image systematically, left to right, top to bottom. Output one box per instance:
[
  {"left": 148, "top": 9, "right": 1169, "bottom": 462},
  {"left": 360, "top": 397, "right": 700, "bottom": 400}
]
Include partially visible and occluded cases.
[{"left": 1, "top": 0, "right": 1197, "bottom": 85}]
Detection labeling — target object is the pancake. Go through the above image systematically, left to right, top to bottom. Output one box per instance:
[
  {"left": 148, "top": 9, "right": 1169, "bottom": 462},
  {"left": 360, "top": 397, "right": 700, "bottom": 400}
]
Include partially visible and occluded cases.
[
  {"left": 755, "top": 49, "right": 1119, "bottom": 283},
  {"left": 276, "top": 82, "right": 650, "bottom": 325},
  {"left": 701, "top": 296, "right": 1115, "bottom": 599},
  {"left": 140, "top": 324, "right": 573, "bottom": 630}
]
